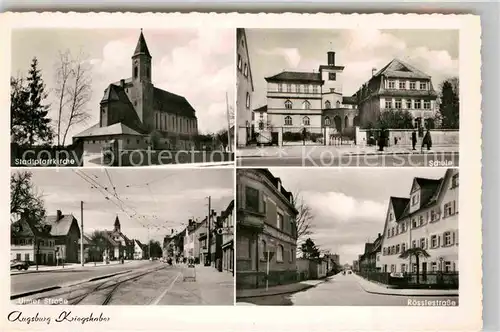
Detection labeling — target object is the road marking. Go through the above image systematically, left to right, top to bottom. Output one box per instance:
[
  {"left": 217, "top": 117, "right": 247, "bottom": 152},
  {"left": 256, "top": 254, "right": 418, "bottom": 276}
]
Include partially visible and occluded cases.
[{"left": 151, "top": 272, "right": 182, "bottom": 305}]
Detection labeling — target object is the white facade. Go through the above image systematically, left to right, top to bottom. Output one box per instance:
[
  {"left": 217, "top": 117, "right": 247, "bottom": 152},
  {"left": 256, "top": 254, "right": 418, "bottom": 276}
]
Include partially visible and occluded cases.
[
  {"left": 379, "top": 169, "right": 459, "bottom": 274},
  {"left": 134, "top": 240, "right": 144, "bottom": 259}
]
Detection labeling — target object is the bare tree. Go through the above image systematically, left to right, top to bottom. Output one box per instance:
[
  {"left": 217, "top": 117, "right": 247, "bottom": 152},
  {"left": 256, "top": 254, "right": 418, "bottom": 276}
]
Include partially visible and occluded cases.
[
  {"left": 54, "top": 50, "right": 92, "bottom": 146},
  {"left": 54, "top": 50, "right": 72, "bottom": 146},
  {"left": 10, "top": 171, "right": 46, "bottom": 224},
  {"left": 293, "top": 191, "right": 314, "bottom": 255}
]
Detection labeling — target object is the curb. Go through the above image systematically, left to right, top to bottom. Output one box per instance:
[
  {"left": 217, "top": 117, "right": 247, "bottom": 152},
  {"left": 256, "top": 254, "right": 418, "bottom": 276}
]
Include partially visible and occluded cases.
[
  {"left": 237, "top": 151, "right": 459, "bottom": 159},
  {"left": 11, "top": 261, "right": 134, "bottom": 276},
  {"left": 354, "top": 276, "right": 459, "bottom": 297},
  {"left": 236, "top": 280, "right": 326, "bottom": 300},
  {"left": 11, "top": 286, "right": 61, "bottom": 300}
]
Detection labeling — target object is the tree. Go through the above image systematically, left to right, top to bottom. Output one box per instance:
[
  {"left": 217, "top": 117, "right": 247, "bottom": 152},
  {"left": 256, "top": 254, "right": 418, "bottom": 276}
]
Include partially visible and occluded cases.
[
  {"left": 54, "top": 50, "right": 72, "bottom": 146},
  {"left": 59, "top": 51, "right": 92, "bottom": 146},
  {"left": 11, "top": 58, "right": 54, "bottom": 146},
  {"left": 437, "top": 78, "right": 459, "bottom": 129},
  {"left": 375, "top": 110, "right": 414, "bottom": 129},
  {"left": 216, "top": 128, "right": 229, "bottom": 150},
  {"left": 149, "top": 130, "right": 162, "bottom": 150},
  {"left": 10, "top": 171, "right": 46, "bottom": 224},
  {"left": 292, "top": 191, "right": 314, "bottom": 256},
  {"left": 88, "top": 230, "right": 109, "bottom": 262},
  {"left": 301, "top": 238, "right": 321, "bottom": 259},
  {"left": 145, "top": 240, "right": 163, "bottom": 258},
  {"left": 399, "top": 247, "right": 431, "bottom": 284}
]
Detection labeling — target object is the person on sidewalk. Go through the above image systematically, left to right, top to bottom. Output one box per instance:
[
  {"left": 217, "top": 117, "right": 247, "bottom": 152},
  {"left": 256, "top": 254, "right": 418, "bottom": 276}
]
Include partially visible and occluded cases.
[
  {"left": 302, "top": 127, "right": 307, "bottom": 146},
  {"left": 378, "top": 129, "right": 386, "bottom": 151},
  {"left": 422, "top": 129, "right": 433, "bottom": 151},
  {"left": 411, "top": 130, "right": 417, "bottom": 150}
]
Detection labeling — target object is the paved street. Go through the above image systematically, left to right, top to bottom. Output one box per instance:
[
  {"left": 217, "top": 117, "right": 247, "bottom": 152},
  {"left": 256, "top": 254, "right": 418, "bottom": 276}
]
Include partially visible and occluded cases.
[
  {"left": 238, "top": 152, "right": 459, "bottom": 167},
  {"left": 12, "top": 262, "right": 233, "bottom": 305},
  {"left": 238, "top": 273, "right": 459, "bottom": 306}
]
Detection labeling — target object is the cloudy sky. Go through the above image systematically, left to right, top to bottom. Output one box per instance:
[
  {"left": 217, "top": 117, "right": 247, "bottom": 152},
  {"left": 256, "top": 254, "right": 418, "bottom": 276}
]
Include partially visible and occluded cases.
[
  {"left": 11, "top": 29, "right": 235, "bottom": 141},
  {"left": 246, "top": 29, "right": 459, "bottom": 110},
  {"left": 16, "top": 168, "right": 234, "bottom": 244},
  {"left": 268, "top": 168, "right": 449, "bottom": 265}
]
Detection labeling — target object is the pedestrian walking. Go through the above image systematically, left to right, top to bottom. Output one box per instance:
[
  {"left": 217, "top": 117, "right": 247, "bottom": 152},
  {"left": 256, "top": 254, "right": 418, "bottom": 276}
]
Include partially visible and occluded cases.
[
  {"left": 378, "top": 129, "right": 385, "bottom": 151},
  {"left": 422, "top": 129, "right": 433, "bottom": 151},
  {"left": 411, "top": 130, "right": 417, "bottom": 150}
]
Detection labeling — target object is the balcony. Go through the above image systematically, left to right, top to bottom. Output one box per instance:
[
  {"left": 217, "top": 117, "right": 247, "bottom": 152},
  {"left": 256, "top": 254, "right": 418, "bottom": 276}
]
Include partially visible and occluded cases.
[{"left": 237, "top": 208, "right": 265, "bottom": 230}]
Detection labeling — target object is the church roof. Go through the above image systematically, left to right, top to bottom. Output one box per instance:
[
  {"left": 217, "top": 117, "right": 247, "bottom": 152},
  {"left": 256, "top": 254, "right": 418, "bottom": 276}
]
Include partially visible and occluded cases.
[
  {"left": 133, "top": 30, "right": 151, "bottom": 57},
  {"left": 265, "top": 71, "right": 322, "bottom": 83},
  {"left": 153, "top": 87, "right": 197, "bottom": 119},
  {"left": 73, "top": 122, "right": 146, "bottom": 138}
]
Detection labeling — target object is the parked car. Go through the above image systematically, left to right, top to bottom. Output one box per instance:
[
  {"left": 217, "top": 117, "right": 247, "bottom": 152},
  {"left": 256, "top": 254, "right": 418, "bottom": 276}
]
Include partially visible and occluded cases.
[{"left": 10, "top": 260, "right": 29, "bottom": 271}]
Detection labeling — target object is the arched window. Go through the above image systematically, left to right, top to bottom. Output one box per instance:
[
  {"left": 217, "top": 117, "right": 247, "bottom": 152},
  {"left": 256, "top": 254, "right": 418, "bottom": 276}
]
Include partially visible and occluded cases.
[
  {"left": 134, "top": 66, "right": 138, "bottom": 79},
  {"left": 246, "top": 92, "right": 251, "bottom": 108},
  {"left": 284, "top": 100, "right": 292, "bottom": 109},
  {"left": 302, "top": 100, "right": 311, "bottom": 110},
  {"left": 325, "top": 100, "right": 331, "bottom": 109},
  {"left": 336, "top": 100, "right": 341, "bottom": 108},
  {"left": 284, "top": 116, "right": 292, "bottom": 126},
  {"left": 303, "top": 116, "right": 310, "bottom": 126},
  {"left": 324, "top": 116, "right": 331, "bottom": 126},
  {"left": 344, "top": 116, "right": 349, "bottom": 128},
  {"left": 277, "top": 245, "right": 284, "bottom": 262}
]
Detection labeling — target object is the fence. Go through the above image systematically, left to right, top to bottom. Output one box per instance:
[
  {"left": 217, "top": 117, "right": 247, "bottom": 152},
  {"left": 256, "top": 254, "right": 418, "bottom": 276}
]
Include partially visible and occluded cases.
[{"left": 359, "top": 271, "right": 459, "bottom": 289}]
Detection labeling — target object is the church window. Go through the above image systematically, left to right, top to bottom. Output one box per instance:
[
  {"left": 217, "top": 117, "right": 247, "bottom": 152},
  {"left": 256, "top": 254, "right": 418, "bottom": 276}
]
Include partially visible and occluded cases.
[
  {"left": 134, "top": 66, "right": 138, "bottom": 79},
  {"left": 284, "top": 100, "right": 292, "bottom": 109},
  {"left": 302, "top": 100, "right": 311, "bottom": 110},
  {"left": 325, "top": 100, "right": 331, "bottom": 109},
  {"left": 284, "top": 116, "right": 292, "bottom": 126},
  {"left": 303, "top": 116, "right": 310, "bottom": 126},
  {"left": 324, "top": 116, "right": 331, "bottom": 126}
]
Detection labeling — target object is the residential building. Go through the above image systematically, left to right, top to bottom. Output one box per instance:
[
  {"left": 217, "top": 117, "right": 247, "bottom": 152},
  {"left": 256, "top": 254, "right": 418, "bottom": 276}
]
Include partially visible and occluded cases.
[
  {"left": 236, "top": 28, "right": 255, "bottom": 146},
  {"left": 74, "top": 30, "right": 198, "bottom": 153},
  {"left": 264, "top": 51, "right": 359, "bottom": 134},
  {"left": 354, "top": 58, "right": 438, "bottom": 130},
  {"left": 236, "top": 169, "right": 299, "bottom": 289},
  {"left": 379, "top": 169, "right": 459, "bottom": 276},
  {"left": 221, "top": 200, "right": 235, "bottom": 273},
  {"left": 44, "top": 210, "right": 81, "bottom": 263},
  {"left": 11, "top": 215, "right": 56, "bottom": 265},
  {"left": 102, "top": 216, "right": 135, "bottom": 260},
  {"left": 184, "top": 219, "right": 198, "bottom": 260},
  {"left": 358, "top": 234, "right": 383, "bottom": 274},
  {"left": 134, "top": 240, "right": 146, "bottom": 260},
  {"left": 352, "top": 260, "right": 359, "bottom": 273}
]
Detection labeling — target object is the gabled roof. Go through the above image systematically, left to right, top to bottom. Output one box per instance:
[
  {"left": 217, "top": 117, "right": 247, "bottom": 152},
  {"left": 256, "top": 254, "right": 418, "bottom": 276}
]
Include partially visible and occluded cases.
[
  {"left": 133, "top": 30, "right": 151, "bottom": 58},
  {"left": 374, "top": 58, "right": 431, "bottom": 80},
  {"left": 265, "top": 71, "right": 322, "bottom": 84},
  {"left": 153, "top": 88, "right": 197, "bottom": 119},
  {"left": 253, "top": 105, "right": 267, "bottom": 113},
  {"left": 73, "top": 122, "right": 146, "bottom": 138},
  {"left": 400, "top": 177, "right": 443, "bottom": 219},
  {"left": 390, "top": 197, "right": 410, "bottom": 220},
  {"left": 44, "top": 213, "right": 79, "bottom": 237},
  {"left": 11, "top": 218, "right": 52, "bottom": 238},
  {"left": 134, "top": 239, "right": 146, "bottom": 250}
]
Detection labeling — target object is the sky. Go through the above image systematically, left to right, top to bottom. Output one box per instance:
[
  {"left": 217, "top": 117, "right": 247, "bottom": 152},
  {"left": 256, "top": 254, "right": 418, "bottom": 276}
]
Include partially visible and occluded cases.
[
  {"left": 11, "top": 28, "right": 235, "bottom": 142},
  {"left": 245, "top": 29, "right": 459, "bottom": 110},
  {"left": 268, "top": 167, "right": 449, "bottom": 265},
  {"left": 15, "top": 168, "right": 234, "bottom": 244}
]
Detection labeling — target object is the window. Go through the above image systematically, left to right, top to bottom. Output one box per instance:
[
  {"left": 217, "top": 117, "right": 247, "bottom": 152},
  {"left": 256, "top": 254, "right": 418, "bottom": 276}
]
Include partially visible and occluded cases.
[
  {"left": 237, "top": 54, "right": 242, "bottom": 71},
  {"left": 244, "top": 63, "right": 248, "bottom": 77},
  {"left": 134, "top": 66, "right": 138, "bottom": 79},
  {"left": 329, "top": 72, "right": 336, "bottom": 80},
  {"left": 388, "top": 80, "right": 395, "bottom": 89},
  {"left": 399, "top": 81, "right": 406, "bottom": 89},
  {"left": 410, "top": 82, "right": 416, "bottom": 90},
  {"left": 420, "top": 82, "right": 427, "bottom": 90},
  {"left": 278, "top": 83, "right": 282, "bottom": 92},
  {"left": 286, "top": 84, "right": 292, "bottom": 92},
  {"left": 296, "top": 84, "right": 301, "bottom": 92},
  {"left": 304, "top": 85, "right": 309, "bottom": 93},
  {"left": 312, "top": 85, "right": 318, "bottom": 93},
  {"left": 246, "top": 92, "right": 251, "bottom": 109},
  {"left": 385, "top": 99, "right": 392, "bottom": 109},
  {"left": 395, "top": 99, "right": 402, "bottom": 109},
  {"left": 406, "top": 99, "right": 412, "bottom": 109},
  {"left": 284, "top": 100, "right": 292, "bottom": 109},
  {"left": 302, "top": 100, "right": 311, "bottom": 110},
  {"left": 325, "top": 100, "right": 331, "bottom": 109},
  {"left": 415, "top": 100, "right": 421, "bottom": 109},
  {"left": 423, "top": 100, "right": 431, "bottom": 109},
  {"left": 336, "top": 101, "right": 341, "bottom": 108},
  {"left": 284, "top": 116, "right": 293, "bottom": 126},
  {"left": 303, "top": 116, "right": 310, "bottom": 125},
  {"left": 324, "top": 116, "right": 331, "bottom": 126},
  {"left": 451, "top": 174, "right": 459, "bottom": 188},
  {"left": 245, "top": 187, "right": 259, "bottom": 212},
  {"left": 412, "top": 194, "right": 419, "bottom": 206},
  {"left": 444, "top": 202, "right": 455, "bottom": 217},
  {"left": 277, "top": 212, "right": 284, "bottom": 230},
  {"left": 389, "top": 212, "right": 393, "bottom": 221},
  {"left": 419, "top": 215, "right": 424, "bottom": 226},
  {"left": 411, "top": 218, "right": 417, "bottom": 228},
  {"left": 402, "top": 222, "right": 407, "bottom": 232},
  {"left": 391, "top": 227, "right": 395, "bottom": 236},
  {"left": 444, "top": 231, "right": 452, "bottom": 246},
  {"left": 431, "top": 235, "right": 438, "bottom": 248},
  {"left": 420, "top": 238, "right": 426, "bottom": 248},
  {"left": 260, "top": 240, "right": 267, "bottom": 260},
  {"left": 412, "top": 240, "right": 417, "bottom": 248},
  {"left": 402, "top": 243, "right": 406, "bottom": 252},
  {"left": 396, "top": 244, "right": 400, "bottom": 253},
  {"left": 277, "top": 245, "right": 284, "bottom": 262},
  {"left": 391, "top": 245, "right": 395, "bottom": 254},
  {"left": 290, "top": 248, "right": 294, "bottom": 262},
  {"left": 383, "top": 248, "right": 387, "bottom": 255},
  {"left": 16, "top": 253, "right": 21, "bottom": 260},
  {"left": 25, "top": 253, "right": 30, "bottom": 261},
  {"left": 444, "top": 261, "right": 451, "bottom": 273},
  {"left": 412, "top": 263, "right": 418, "bottom": 273},
  {"left": 391, "top": 264, "right": 396, "bottom": 273},
  {"left": 401, "top": 264, "right": 406, "bottom": 273},
  {"left": 383, "top": 265, "right": 388, "bottom": 272}
]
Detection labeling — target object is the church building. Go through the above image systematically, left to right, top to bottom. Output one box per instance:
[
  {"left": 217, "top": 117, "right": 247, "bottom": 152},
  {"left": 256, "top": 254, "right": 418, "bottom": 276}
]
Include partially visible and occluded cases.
[
  {"left": 74, "top": 30, "right": 199, "bottom": 153},
  {"left": 102, "top": 216, "right": 135, "bottom": 260}
]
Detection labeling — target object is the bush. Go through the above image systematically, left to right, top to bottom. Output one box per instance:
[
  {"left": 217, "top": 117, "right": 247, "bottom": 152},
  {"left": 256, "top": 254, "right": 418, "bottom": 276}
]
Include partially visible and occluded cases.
[{"left": 283, "top": 131, "right": 303, "bottom": 142}]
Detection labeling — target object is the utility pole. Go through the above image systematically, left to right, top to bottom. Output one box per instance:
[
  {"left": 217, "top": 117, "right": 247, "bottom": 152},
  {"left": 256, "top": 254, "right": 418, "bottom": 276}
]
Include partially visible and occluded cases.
[
  {"left": 225, "top": 92, "right": 232, "bottom": 152},
  {"left": 206, "top": 196, "right": 211, "bottom": 266},
  {"left": 80, "top": 201, "right": 84, "bottom": 266},
  {"left": 148, "top": 226, "right": 152, "bottom": 259}
]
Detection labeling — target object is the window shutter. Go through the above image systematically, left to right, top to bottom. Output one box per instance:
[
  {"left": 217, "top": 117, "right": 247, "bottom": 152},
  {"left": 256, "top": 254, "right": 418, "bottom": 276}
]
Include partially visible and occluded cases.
[
  {"left": 453, "top": 200, "right": 457, "bottom": 215},
  {"left": 452, "top": 231, "right": 455, "bottom": 245},
  {"left": 438, "top": 235, "right": 441, "bottom": 247}
]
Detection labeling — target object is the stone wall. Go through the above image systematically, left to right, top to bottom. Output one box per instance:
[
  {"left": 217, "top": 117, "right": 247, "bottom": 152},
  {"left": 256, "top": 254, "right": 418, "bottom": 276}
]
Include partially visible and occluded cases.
[{"left": 355, "top": 127, "right": 459, "bottom": 147}]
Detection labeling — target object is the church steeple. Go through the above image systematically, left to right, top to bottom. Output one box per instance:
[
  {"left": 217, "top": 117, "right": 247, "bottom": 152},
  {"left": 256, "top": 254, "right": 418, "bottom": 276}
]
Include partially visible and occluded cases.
[
  {"left": 133, "top": 29, "right": 151, "bottom": 58},
  {"left": 114, "top": 215, "right": 121, "bottom": 232}
]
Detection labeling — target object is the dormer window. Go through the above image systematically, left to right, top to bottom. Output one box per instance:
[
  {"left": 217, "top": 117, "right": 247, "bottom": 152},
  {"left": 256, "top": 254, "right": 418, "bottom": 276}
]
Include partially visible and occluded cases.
[
  {"left": 329, "top": 72, "right": 336, "bottom": 80},
  {"left": 411, "top": 194, "right": 419, "bottom": 206}
]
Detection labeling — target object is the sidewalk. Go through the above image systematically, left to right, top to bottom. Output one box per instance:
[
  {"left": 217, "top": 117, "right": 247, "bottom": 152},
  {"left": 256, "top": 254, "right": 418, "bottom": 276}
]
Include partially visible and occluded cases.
[
  {"left": 237, "top": 145, "right": 458, "bottom": 158},
  {"left": 11, "top": 260, "right": 133, "bottom": 275},
  {"left": 186, "top": 265, "right": 234, "bottom": 305},
  {"left": 352, "top": 273, "right": 459, "bottom": 296},
  {"left": 236, "top": 278, "right": 327, "bottom": 299}
]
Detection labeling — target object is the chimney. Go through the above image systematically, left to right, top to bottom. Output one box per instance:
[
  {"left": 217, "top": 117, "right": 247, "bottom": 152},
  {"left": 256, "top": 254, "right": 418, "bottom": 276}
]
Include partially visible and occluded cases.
[
  {"left": 327, "top": 52, "right": 336, "bottom": 66},
  {"left": 372, "top": 68, "right": 377, "bottom": 77},
  {"left": 120, "top": 79, "right": 125, "bottom": 87},
  {"left": 56, "top": 210, "right": 62, "bottom": 221},
  {"left": 171, "top": 229, "right": 174, "bottom": 234},
  {"left": 378, "top": 233, "right": 381, "bottom": 238}
]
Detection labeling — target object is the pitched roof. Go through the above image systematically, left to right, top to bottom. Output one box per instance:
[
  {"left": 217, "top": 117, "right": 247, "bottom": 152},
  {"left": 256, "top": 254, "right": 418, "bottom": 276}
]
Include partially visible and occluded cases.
[
  {"left": 133, "top": 30, "right": 151, "bottom": 57},
  {"left": 374, "top": 58, "right": 431, "bottom": 79},
  {"left": 265, "top": 71, "right": 322, "bottom": 83},
  {"left": 153, "top": 87, "right": 197, "bottom": 119},
  {"left": 253, "top": 105, "right": 267, "bottom": 113},
  {"left": 73, "top": 122, "right": 146, "bottom": 138},
  {"left": 400, "top": 177, "right": 443, "bottom": 219},
  {"left": 390, "top": 197, "right": 410, "bottom": 220},
  {"left": 44, "top": 213, "right": 78, "bottom": 237},
  {"left": 11, "top": 218, "right": 52, "bottom": 238},
  {"left": 134, "top": 239, "right": 146, "bottom": 250}
]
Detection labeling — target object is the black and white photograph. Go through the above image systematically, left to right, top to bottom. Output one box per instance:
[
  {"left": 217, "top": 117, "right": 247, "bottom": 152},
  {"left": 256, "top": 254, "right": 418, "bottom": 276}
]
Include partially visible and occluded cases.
[
  {"left": 10, "top": 29, "right": 235, "bottom": 167},
  {"left": 236, "top": 29, "right": 459, "bottom": 167},
  {"left": 10, "top": 168, "right": 234, "bottom": 305},
  {"left": 236, "top": 168, "right": 458, "bottom": 306}
]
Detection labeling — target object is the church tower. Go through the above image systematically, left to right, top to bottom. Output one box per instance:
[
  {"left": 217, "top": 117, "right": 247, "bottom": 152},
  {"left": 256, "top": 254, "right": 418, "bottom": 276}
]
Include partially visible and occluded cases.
[
  {"left": 131, "top": 29, "right": 154, "bottom": 131},
  {"left": 114, "top": 215, "right": 121, "bottom": 233}
]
